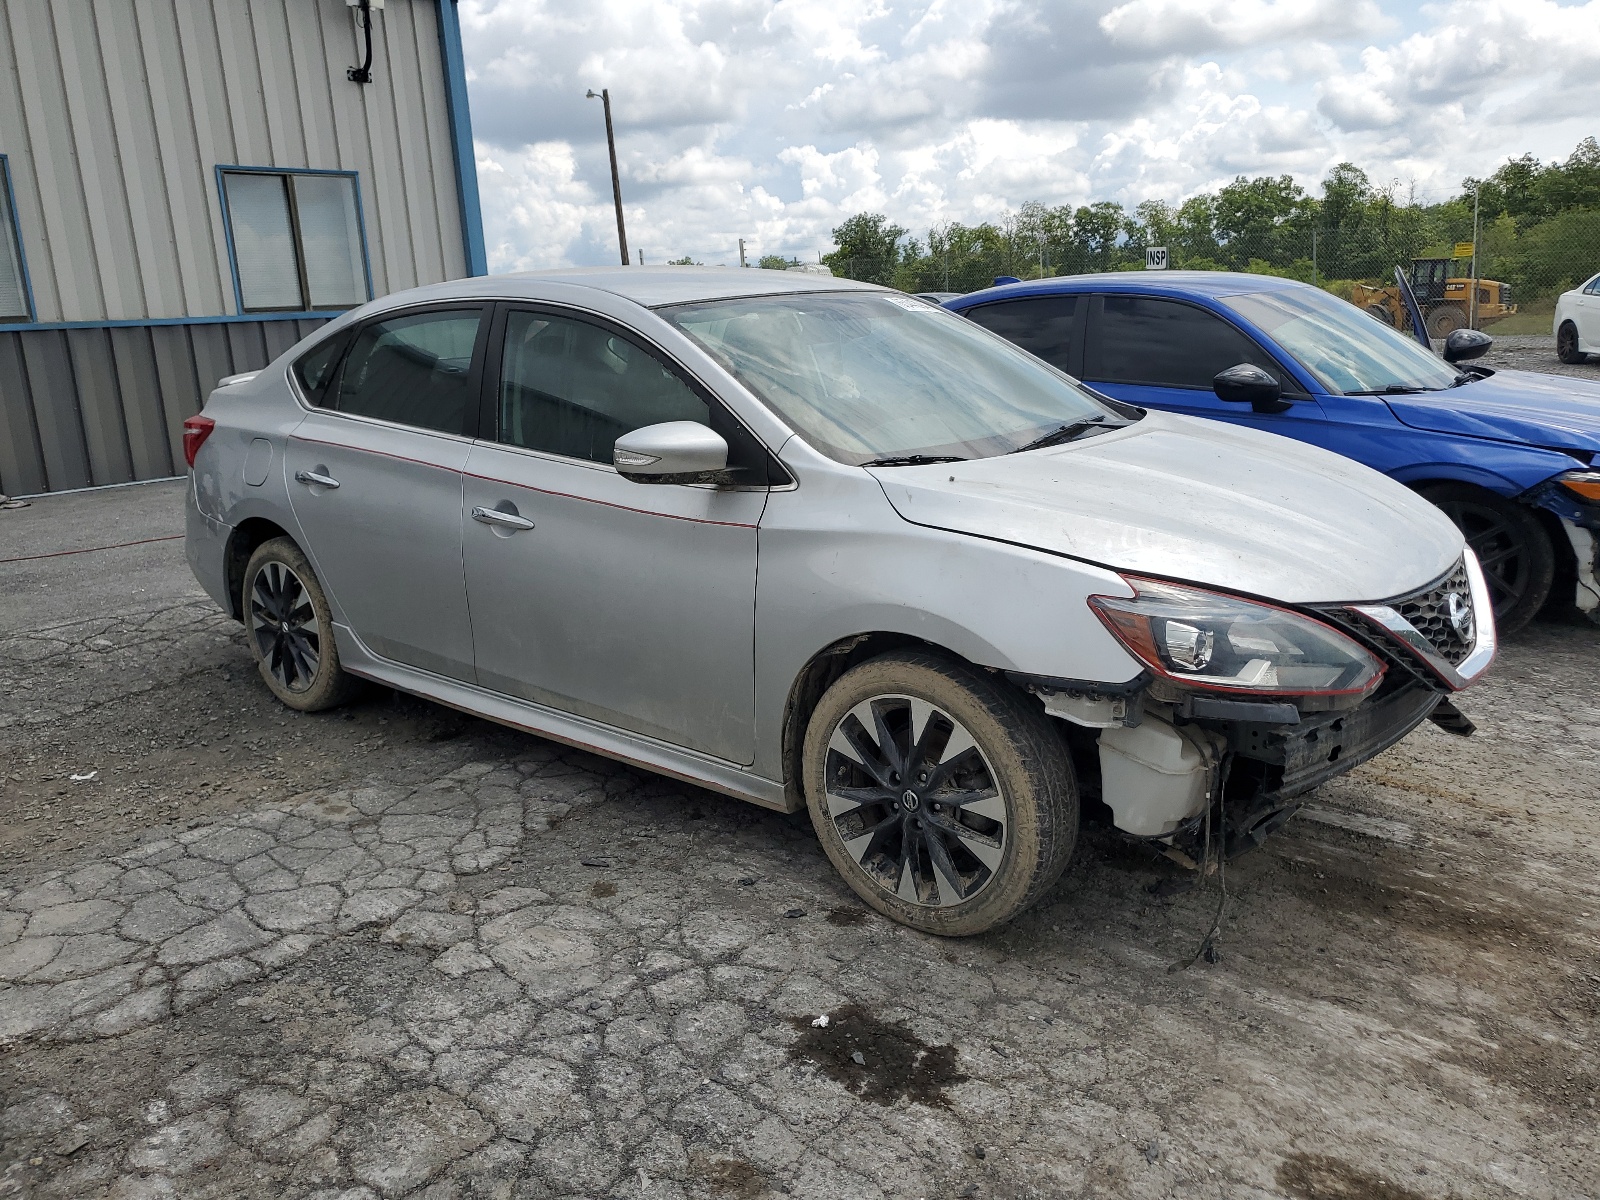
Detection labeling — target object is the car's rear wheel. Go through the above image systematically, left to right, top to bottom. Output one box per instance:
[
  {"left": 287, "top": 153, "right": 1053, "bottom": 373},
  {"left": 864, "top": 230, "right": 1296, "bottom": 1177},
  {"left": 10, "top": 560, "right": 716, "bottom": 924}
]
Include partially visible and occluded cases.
[
  {"left": 1557, "top": 321, "right": 1587, "bottom": 364},
  {"left": 1418, "top": 484, "right": 1554, "bottom": 635},
  {"left": 242, "top": 537, "right": 362, "bottom": 711},
  {"left": 802, "top": 651, "right": 1077, "bottom": 936}
]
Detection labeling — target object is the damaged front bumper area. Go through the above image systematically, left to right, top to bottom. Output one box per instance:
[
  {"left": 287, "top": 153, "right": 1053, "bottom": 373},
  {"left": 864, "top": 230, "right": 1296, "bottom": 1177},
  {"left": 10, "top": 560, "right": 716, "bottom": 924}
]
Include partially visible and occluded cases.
[
  {"left": 1523, "top": 474, "right": 1600, "bottom": 621},
  {"left": 1018, "top": 552, "right": 1496, "bottom": 861}
]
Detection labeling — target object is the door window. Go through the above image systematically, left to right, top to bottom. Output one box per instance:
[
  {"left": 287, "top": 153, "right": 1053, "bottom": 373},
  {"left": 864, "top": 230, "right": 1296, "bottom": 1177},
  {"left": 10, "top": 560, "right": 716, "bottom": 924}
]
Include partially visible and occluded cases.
[
  {"left": 1086, "top": 295, "right": 1282, "bottom": 389},
  {"left": 963, "top": 296, "right": 1080, "bottom": 373},
  {"left": 330, "top": 309, "right": 483, "bottom": 436},
  {"left": 498, "top": 310, "right": 710, "bottom": 463}
]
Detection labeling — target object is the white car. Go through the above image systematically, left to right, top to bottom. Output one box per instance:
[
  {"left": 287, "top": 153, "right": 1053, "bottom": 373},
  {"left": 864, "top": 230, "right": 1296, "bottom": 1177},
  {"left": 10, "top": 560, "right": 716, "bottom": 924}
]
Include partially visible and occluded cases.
[{"left": 1556, "top": 271, "right": 1600, "bottom": 363}]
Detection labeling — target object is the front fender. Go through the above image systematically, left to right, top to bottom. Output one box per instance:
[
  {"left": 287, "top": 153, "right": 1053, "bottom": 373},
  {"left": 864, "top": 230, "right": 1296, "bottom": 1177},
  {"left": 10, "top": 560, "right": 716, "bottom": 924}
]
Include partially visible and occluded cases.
[{"left": 751, "top": 465, "right": 1143, "bottom": 783}]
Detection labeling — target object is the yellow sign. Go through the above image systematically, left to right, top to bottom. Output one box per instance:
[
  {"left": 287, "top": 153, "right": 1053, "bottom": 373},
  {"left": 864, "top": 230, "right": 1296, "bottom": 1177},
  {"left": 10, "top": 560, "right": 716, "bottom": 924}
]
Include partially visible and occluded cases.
[{"left": 1454, "top": 242, "right": 1475, "bottom": 259}]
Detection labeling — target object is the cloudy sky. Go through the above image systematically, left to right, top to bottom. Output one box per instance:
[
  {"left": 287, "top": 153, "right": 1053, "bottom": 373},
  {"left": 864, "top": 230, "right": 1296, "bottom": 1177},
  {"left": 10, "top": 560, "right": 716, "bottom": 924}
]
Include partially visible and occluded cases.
[{"left": 456, "top": 0, "right": 1600, "bottom": 271}]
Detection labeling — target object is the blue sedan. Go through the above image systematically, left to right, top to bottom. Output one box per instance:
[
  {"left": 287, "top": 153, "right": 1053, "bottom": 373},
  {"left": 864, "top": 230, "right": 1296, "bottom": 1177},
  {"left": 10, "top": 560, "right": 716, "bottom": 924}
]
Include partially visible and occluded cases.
[{"left": 945, "top": 273, "right": 1600, "bottom": 632}]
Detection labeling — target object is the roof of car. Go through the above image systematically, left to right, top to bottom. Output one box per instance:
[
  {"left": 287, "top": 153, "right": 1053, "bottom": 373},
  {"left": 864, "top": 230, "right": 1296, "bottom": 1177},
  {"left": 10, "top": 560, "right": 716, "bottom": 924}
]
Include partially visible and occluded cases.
[
  {"left": 392, "top": 266, "right": 884, "bottom": 310},
  {"left": 949, "top": 271, "right": 1312, "bottom": 306}
]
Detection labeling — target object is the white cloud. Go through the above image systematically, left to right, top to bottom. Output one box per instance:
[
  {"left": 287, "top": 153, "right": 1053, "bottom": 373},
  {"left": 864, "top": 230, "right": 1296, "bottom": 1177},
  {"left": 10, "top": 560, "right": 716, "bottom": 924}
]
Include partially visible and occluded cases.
[
  {"left": 459, "top": 0, "right": 1600, "bottom": 271},
  {"left": 1099, "top": 0, "right": 1387, "bottom": 53}
]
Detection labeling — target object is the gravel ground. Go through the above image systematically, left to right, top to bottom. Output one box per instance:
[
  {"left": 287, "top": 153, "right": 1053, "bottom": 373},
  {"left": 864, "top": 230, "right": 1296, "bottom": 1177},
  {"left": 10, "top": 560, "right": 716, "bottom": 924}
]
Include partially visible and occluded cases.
[
  {"left": 1467, "top": 332, "right": 1600, "bottom": 381},
  {"left": 1, "top": 481, "right": 1598, "bottom": 1200}
]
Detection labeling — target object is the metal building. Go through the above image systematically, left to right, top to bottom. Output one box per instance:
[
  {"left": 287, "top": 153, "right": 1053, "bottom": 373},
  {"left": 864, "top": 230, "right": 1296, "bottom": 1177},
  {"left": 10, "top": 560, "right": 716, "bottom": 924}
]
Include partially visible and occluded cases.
[{"left": 0, "top": 0, "right": 484, "bottom": 497}]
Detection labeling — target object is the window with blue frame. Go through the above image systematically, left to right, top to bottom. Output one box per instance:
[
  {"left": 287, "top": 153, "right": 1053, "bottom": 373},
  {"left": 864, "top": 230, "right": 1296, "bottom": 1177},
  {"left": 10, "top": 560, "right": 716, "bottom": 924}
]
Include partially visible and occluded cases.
[
  {"left": 0, "top": 155, "right": 33, "bottom": 321},
  {"left": 219, "top": 168, "right": 371, "bottom": 313}
]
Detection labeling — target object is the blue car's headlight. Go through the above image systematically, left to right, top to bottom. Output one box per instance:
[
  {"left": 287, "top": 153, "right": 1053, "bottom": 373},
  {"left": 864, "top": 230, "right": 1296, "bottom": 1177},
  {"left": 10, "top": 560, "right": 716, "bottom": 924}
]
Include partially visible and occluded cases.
[{"left": 1089, "top": 577, "right": 1385, "bottom": 698}]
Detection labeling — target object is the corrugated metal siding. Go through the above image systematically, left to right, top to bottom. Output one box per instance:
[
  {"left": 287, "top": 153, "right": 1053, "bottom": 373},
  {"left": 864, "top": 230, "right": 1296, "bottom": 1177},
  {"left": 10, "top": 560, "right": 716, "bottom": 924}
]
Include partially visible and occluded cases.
[
  {"left": 0, "top": 0, "right": 466, "bottom": 325},
  {"left": 0, "top": 318, "right": 328, "bottom": 495}
]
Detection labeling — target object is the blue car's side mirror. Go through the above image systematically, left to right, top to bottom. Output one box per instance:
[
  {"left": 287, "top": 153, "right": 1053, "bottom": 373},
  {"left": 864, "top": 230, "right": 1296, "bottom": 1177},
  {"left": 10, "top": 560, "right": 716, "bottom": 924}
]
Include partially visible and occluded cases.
[
  {"left": 1443, "top": 328, "right": 1492, "bottom": 363},
  {"left": 1214, "top": 363, "right": 1292, "bottom": 414}
]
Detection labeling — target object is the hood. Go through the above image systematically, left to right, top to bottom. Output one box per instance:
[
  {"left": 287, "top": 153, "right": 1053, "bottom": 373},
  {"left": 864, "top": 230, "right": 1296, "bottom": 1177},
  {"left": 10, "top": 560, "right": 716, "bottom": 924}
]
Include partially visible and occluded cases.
[
  {"left": 1384, "top": 369, "right": 1600, "bottom": 456},
  {"left": 870, "top": 411, "right": 1463, "bottom": 605}
]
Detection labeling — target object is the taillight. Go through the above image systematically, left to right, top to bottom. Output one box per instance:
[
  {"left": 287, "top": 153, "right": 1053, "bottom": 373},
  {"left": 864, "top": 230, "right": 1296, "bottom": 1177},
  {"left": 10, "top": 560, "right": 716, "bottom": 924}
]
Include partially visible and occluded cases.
[{"left": 182, "top": 415, "right": 215, "bottom": 468}]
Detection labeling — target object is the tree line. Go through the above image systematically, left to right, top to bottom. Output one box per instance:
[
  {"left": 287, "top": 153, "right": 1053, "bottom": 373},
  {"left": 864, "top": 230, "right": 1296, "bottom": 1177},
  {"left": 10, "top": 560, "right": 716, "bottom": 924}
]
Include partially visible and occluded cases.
[{"left": 821, "top": 137, "right": 1600, "bottom": 305}]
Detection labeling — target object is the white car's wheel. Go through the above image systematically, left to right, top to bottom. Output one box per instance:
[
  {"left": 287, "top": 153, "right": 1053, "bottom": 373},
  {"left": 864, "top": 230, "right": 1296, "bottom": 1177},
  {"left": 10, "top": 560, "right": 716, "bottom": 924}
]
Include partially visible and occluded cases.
[{"left": 802, "top": 651, "right": 1077, "bottom": 936}]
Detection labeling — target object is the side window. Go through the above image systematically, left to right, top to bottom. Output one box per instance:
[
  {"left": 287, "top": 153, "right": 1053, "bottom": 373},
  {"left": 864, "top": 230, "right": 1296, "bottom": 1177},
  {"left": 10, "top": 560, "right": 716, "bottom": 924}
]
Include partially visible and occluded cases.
[
  {"left": 1586, "top": 274, "right": 1600, "bottom": 296},
  {"left": 964, "top": 296, "right": 1079, "bottom": 373},
  {"left": 1085, "top": 296, "right": 1282, "bottom": 389},
  {"left": 331, "top": 309, "right": 483, "bottom": 436},
  {"left": 498, "top": 310, "right": 710, "bottom": 464},
  {"left": 292, "top": 331, "right": 351, "bottom": 405}
]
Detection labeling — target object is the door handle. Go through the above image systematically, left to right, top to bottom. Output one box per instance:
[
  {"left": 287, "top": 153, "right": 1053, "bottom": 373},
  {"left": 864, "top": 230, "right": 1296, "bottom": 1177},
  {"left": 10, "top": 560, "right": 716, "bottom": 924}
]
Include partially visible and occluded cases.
[
  {"left": 294, "top": 469, "right": 340, "bottom": 490},
  {"left": 472, "top": 505, "right": 535, "bottom": 532}
]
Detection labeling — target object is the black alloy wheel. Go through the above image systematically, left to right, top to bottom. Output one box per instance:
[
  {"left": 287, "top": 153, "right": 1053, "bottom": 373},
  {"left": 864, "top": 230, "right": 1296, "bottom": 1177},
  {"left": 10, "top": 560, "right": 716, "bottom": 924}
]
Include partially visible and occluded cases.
[
  {"left": 1557, "top": 321, "right": 1587, "bottom": 365},
  {"left": 1422, "top": 484, "right": 1555, "bottom": 634},
  {"left": 249, "top": 560, "right": 322, "bottom": 693},
  {"left": 822, "top": 695, "right": 1009, "bottom": 908}
]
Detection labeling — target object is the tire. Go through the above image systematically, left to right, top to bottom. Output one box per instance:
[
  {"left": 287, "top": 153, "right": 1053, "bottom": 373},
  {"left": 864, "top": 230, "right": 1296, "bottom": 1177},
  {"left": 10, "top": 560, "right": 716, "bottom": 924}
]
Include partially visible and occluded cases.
[
  {"left": 1366, "top": 303, "right": 1394, "bottom": 327},
  {"left": 1426, "top": 305, "right": 1466, "bottom": 339},
  {"left": 1557, "top": 321, "right": 1588, "bottom": 364},
  {"left": 1418, "top": 484, "right": 1555, "bottom": 635},
  {"left": 241, "top": 537, "right": 362, "bottom": 712},
  {"left": 801, "top": 650, "right": 1078, "bottom": 936}
]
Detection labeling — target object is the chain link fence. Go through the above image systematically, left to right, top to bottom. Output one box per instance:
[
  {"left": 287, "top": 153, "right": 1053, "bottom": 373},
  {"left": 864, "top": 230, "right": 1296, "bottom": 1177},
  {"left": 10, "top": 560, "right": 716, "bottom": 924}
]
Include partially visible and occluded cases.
[{"left": 829, "top": 211, "right": 1600, "bottom": 335}]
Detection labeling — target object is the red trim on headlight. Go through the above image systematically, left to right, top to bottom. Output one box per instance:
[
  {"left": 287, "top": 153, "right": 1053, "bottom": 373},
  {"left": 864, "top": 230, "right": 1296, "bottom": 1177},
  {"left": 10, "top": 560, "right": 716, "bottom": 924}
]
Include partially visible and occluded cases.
[{"left": 1089, "top": 576, "right": 1385, "bottom": 698}]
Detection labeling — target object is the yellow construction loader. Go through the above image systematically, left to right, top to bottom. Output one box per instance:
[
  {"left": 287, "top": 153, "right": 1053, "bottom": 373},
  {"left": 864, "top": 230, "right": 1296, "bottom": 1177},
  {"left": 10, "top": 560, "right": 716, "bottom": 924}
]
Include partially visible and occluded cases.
[{"left": 1353, "top": 257, "right": 1516, "bottom": 337}]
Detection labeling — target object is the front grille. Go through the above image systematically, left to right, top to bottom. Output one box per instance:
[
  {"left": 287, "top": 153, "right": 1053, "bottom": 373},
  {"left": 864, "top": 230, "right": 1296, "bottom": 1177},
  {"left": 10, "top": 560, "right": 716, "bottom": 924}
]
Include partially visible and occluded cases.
[{"left": 1391, "top": 559, "right": 1475, "bottom": 665}]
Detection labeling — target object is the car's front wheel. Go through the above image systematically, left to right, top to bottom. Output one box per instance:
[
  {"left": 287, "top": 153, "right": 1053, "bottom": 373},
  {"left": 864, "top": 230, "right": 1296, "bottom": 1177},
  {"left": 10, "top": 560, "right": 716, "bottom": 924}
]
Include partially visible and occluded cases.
[
  {"left": 1557, "top": 320, "right": 1587, "bottom": 364},
  {"left": 1419, "top": 484, "right": 1554, "bottom": 635},
  {"left": 242, "top": 537, "right": 362, "bottom": 711},
  {"left": 802, "top": 651, "right": 1077, "bottom": 936}
]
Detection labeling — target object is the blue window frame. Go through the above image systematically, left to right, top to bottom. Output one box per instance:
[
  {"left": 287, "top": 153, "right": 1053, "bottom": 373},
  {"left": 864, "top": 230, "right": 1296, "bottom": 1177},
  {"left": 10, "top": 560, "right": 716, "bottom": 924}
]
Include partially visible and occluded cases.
[
  {"left": 0, "top": 154, "right": 35, "bottom": 322},
  {"left": 217, "top": 166, "right": 373, "bottom": 314}
]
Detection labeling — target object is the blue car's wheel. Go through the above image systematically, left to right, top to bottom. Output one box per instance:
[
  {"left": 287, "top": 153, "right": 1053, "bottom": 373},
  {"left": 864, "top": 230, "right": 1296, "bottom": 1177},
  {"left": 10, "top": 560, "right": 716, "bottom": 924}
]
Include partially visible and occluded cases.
[{"left": 1420, "top": 484, "right": 1554, "bottom": 635}]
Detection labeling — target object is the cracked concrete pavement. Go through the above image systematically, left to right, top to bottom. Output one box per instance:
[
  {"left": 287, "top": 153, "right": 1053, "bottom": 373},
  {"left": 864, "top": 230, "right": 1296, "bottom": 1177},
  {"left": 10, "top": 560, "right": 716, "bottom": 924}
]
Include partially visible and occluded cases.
[{"left": 1, "top": 480, "right": 1598, "bottom": 1200}]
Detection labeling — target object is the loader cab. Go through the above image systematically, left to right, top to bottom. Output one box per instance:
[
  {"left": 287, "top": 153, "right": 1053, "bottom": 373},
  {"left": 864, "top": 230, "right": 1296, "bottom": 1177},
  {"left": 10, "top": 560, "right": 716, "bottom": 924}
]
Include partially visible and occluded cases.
[{"left": 1408, "top": 258, "right": 1451, "bottom": 305}]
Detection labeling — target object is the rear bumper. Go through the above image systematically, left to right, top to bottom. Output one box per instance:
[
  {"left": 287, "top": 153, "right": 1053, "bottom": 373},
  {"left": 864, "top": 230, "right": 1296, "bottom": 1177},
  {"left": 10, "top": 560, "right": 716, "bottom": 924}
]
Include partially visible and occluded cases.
[{"left": 185, "top": 479, "right": 233, "bottom": 614}]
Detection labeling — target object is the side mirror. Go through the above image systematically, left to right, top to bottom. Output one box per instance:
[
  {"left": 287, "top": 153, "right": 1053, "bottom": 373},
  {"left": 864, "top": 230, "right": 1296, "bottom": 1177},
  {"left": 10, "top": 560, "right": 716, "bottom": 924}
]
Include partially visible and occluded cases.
[
  {"left": 1442, "top": 327, "right": 1492, "bottom": 363},
  {"left": 1213, "top": 363, "right": 1292, "bottom": 414},
  {"left": 614, "top": 421, "right": 730, "bottom": 485}
]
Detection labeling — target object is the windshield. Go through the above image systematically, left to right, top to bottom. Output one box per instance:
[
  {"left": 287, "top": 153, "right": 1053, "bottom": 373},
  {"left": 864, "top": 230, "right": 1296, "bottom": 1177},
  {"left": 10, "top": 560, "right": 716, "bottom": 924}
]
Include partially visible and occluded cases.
[
  {"left": 1220, "top": 287, "right": 1460, "bottom": 395},
  {"left": 660, "top": 292, "right": 1124, "bottom": 464}
]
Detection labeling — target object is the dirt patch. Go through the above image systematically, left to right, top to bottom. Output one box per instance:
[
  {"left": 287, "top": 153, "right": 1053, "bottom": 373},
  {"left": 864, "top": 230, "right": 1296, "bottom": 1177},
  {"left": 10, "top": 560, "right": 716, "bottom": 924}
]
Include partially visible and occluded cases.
[
  {"left": 590, "top": 880, "right": 617, "bottom": 898},
  {"left": 825, "top": 906, "right": 867, "bottom": 926},
  {"left": 787, "top": 1004, "right": 966, "bottom": 1107},
  {"left": 1277, "top": 1152, "right": 1435, "bottom": 1200},
  {"left": 691, "top": 1153, "right": 767, "bottom": 1198}
]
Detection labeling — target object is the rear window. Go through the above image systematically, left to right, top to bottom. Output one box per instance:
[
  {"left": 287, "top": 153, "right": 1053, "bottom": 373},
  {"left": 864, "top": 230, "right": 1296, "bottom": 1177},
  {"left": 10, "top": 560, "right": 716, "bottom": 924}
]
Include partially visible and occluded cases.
[
  {"left": 963, "top": 296, "right": 1080, "bottom": 374},
  {"left": 293, "top": 332, "right": 349, "bottom": 404}
]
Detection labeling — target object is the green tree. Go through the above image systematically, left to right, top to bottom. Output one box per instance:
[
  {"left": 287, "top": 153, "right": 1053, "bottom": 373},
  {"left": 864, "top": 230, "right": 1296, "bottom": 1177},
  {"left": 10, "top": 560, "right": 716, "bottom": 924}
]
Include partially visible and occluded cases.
[
  {"left": 823, "top": 213, "right": 906, "bottom": 285},
  {"left": 757, "top": 254, "right": 799, "bottom": 270},
  {"left": 666, "top": 255, "right": 700, "bottom": 266}
]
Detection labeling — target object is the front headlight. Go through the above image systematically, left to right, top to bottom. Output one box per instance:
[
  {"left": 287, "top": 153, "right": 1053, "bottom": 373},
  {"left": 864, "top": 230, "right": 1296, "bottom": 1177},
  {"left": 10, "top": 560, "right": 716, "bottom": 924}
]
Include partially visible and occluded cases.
[
  {"left": 1557, "top": 470, "right": 1600, "bottom": 503},
  {"left": 1089, "top": 578, "right": 1385, "bottom": 698}
]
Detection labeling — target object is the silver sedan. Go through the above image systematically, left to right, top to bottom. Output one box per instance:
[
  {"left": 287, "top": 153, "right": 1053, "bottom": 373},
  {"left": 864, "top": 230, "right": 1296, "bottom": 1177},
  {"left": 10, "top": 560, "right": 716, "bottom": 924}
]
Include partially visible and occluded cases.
[{"left": 184, "top": 268, "right": 1492, "bottom": 935}]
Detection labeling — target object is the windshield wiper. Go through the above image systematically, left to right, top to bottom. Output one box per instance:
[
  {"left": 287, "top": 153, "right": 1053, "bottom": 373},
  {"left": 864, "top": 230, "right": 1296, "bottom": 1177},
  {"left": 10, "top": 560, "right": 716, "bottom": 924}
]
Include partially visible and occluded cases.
[
  {"left": 1344, "top": 384, "right": 1437, "bottom": 396},
  {"left": 1011, "top": 416, "right": 1114, "bottom": 453},
  {"left": 860, "top": 454, "right": 969, "bottom": 467}
]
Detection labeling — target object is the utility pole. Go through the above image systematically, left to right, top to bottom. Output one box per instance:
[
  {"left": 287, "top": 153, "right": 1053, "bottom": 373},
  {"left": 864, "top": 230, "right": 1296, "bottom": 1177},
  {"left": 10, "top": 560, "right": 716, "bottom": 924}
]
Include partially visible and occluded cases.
[
  {"left": 586, "top": 88, "right": 629, "bottom": 266},
  {"left": 1469, "top": 185, "right": 1481, "bottom": 330},
  {"left": 739, "top": 238, "right": 747, "bottom": 267},
  {"left": 637, "top": 249, "right": 642, "bottom": 265}
]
